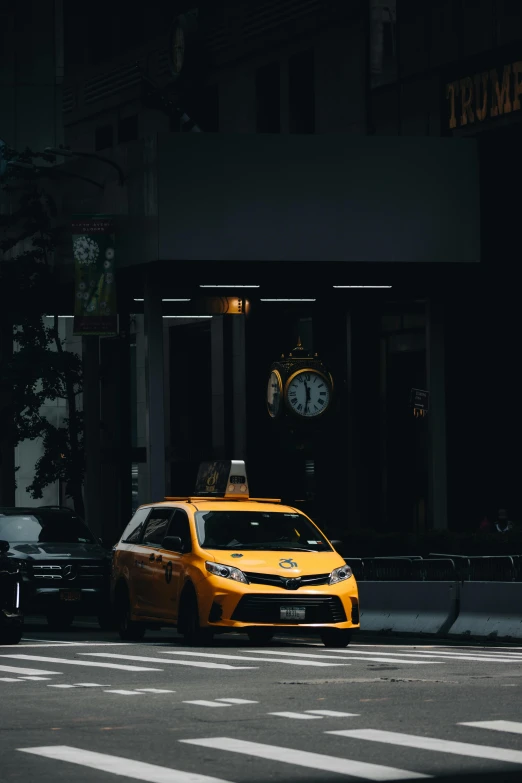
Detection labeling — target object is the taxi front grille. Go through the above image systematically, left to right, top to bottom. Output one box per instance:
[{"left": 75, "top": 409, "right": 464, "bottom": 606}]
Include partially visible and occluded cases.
[
  {"left": 243, "top": 572, "right": 331, "bottom": 588},
  {"left": 231, "top": 595, "right": 346, "bottom": 624}
]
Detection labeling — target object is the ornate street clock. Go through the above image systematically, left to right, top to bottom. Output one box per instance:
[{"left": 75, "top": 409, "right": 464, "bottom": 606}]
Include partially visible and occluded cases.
[{"left": 267, "top": 338, "right": 333, "bottom": 421}]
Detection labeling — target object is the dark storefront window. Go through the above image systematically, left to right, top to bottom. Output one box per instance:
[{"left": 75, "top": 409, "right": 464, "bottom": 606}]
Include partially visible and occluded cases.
[
  {"left": 288, "top": 50, "right": 315, "bottom": 134},
  {"left": 256, "top": 62, "right": 281, "bottom": 133},
  {"left": 118, "top": 115, "right": 139, "bottom": 144},
  {"left": 95, "top": 124, "right": 114, "bottom": 151}
]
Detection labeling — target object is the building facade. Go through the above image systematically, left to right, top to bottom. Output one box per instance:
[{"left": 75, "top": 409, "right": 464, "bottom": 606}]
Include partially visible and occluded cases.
[{"left": 3, "top": 1, "right": 519, "bottom": 542}]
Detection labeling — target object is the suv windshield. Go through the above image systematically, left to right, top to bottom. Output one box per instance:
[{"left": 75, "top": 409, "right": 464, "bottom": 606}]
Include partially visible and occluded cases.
[
  {"left": 194, "top": 510, "right": 332, "bottom": 552},
  {"left": 0, "top": 513, "right": 95, "bottom": 545}
]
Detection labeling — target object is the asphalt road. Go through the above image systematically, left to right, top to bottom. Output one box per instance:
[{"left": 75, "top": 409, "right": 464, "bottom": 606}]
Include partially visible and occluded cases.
[{"left": 2, "top": 619, "right": 522, "bottom": 783}]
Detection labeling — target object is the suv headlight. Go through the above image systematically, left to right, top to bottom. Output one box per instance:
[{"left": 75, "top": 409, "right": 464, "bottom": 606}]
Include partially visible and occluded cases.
[
  {"left": 205, "top": 561, "right": 248, "bottom": 584},
  {"left": 329, "top": 564, "right": 353, "bottom": 585}
]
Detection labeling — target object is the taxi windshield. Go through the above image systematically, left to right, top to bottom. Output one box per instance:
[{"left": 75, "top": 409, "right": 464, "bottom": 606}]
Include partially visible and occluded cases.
[{"left": 194, "top": 510, "right": 332, "bottom": 552}]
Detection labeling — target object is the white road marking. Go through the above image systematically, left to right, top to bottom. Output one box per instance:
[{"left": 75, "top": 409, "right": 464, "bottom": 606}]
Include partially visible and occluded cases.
[
  {"left": 18, "top": 642, "right": 131, "bottom": 648},
  {"left": 348, "top": 646, "right": 522, "bottom": 661},
  {"left": 304, "top": 647, "right": 522, "bottom": 664},
  {"left": 159, "top": 650, "right": 349, "bottom": 668},
  {"left": 247, "top": 650, "right": 439, "bottom": 665},
  {"left": 81, "top": 652, "right": 257, "bottom": 671},
  {"left": 0, "top": 654, "right": 161, "bottom": 672},
  {"left": 0, "top": 664, "right": 61, "bottom": 676},
  {"left": 19, "top": 676, "right": 51, "bottom": 681},
  {"left": 0, "top": 677, "right": 22, "bottom": 682},
  {"left": 73, "top": 683, "right": 110, "bottom": 687},
  {"left": 48, "top": 684, "right": 76, "bottom": 689},
  {"left": 136, "top": 689, "right": 176, "bottom": 694},
  {"left": 104, "top": 690, "right": 144, "bottom": 696},
  {"left": 214, "top": 698, "right": 258, "bottom": 704},
  {"left": 183, "top": 700, "right": 230, "bottom": 708},
  {"left": 306, "top": 710, "right": 360, "bottom": 717},
  {"left": 268, "top": 712, "right": 323, "bottom": 720},
  {"left": 460, "top": 720, "right": 522, "bottom": 735},
  {"left": 329, "top": 729, "right": 522, "bottom": 765},
  {"left": 181, "top": 737, "right": 431, "bottom": 780},
  {"left": 18, "top": 745, "right": 232, "bottom": 783}
]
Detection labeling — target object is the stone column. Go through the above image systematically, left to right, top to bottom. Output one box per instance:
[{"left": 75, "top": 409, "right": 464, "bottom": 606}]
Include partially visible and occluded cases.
[
  {"left": 143, "top": 277, "right": 166, "bottom": 502},
  {"left": 426, "top": 298, "right": 448, "bottom": 530},
  {"left": 232, "top": 315, "right": 247, "bottom": 460},
  {"left": 211, "top": 316, "right": 226, "bottom": 459},
  {"left": 82, "top": 336, "right": 101, "bottom": 536}
]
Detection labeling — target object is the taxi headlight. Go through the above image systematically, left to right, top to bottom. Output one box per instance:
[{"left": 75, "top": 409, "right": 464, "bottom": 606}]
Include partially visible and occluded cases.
[
  {"left": 205, "top": 561, "right": 248, "bottom": 584},
  {"left": 329, "top": 564, "right": 353, "bottom": 585}
]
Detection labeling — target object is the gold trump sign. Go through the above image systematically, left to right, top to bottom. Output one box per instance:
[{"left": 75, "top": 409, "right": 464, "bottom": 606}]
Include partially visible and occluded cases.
[{"left": 446, "top": 60, "right": 522, "bottom": 130}]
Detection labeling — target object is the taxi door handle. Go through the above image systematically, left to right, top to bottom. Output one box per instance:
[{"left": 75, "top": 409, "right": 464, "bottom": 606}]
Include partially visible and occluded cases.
[
  {"left": 149, "top": 553, "right": 155, "bottom": 562},
  {"left": 156, "top": 555, "right": 162, "bottom": 562}
]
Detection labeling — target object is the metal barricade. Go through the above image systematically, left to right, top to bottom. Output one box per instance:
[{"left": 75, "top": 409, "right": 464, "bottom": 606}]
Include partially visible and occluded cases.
[
  {"left": 344, "top": 558, "right": 365, "bottom": 581},
  {"left": 411, "top": 558, "right": 457, "bottom": 582}
]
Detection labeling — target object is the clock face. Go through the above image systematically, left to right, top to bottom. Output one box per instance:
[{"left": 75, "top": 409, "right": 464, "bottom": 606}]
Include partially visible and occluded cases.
[
  {"left": 267, "top": 370, "right": 282, "bottom": 418},
  {"left": 286, "top": 371, "right": 331, "bottom": 417}
]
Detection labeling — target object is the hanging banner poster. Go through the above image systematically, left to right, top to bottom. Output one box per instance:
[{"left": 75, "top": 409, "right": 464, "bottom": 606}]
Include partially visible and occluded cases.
[{"left": 72, "top": 215, "right": 117, "bottom": 336}]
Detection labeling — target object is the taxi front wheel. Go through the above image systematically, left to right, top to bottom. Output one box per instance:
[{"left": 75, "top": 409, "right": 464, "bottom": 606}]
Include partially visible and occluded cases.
[
  {"left": 178, "top": 587, "right": 213, "bottom": 646},
  {"left": 116, "top": 589, "right": 145, "bottom": 641},
  {"left": 320, "top": 629, "right": 352, "bottom": 648}
]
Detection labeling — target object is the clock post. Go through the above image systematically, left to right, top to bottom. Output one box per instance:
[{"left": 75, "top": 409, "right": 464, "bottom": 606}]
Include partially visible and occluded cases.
[{"left": 266, "top": 338, "right": 334, "bottom": 517}]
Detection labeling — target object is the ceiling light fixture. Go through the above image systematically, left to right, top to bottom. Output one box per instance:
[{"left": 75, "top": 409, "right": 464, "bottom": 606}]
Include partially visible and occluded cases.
[
  {"left": 199, "top": 285, "right": 260, "bottom": 288},
  {"left": 333, "top": 285, "right": 392, "bottom": 289},
  {"left": 260, "top": 298, "right": 317, "bottom": 302}
]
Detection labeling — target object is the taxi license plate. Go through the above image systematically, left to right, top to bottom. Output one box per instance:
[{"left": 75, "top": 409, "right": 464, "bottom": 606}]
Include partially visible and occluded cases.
[
  {"left": 60, "top": 590, "right": 81, "bottom": 602},
  {"left": 280, "top": 606, "right": 305, "bottom": 620}
]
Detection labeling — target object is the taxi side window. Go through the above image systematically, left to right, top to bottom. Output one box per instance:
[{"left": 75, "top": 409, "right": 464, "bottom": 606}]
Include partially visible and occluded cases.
[
  {"left": 121, "top": 507, "right": 151, "bottom": 544},
  {"left": 141, "top": 510, "right": 173, "bottom": 547},
  {"left": 166, "top": 510, "right": 192, "bottom": 553}
]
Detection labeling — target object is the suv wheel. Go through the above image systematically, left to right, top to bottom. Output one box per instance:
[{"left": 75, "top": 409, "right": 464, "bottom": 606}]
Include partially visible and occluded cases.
[
  {"left": 179, "top": 587, "right": 213, "bottom": 646},
  {"left": 116, "top": 588, "right": 145, "bottom": 641},
  {"left": 46, "top": 610, "right": 74, "bottom": 631},
  {"left": 0, "top": 627, "right": 23, "bottom": 645},
  {"left": 320, "top": 629, "right": 352, "bottom": 648}
]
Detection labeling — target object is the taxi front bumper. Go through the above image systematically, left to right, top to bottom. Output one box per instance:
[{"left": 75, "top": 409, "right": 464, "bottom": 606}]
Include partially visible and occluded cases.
[{"left": 196, "top": 575, "right": 360, "bottom": 630}]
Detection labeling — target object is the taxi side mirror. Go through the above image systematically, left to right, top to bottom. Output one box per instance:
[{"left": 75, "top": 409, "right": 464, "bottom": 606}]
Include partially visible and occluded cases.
[
  {"left": 163, "top": 535, "right": 183, "bottom": 553},
  {"left": 330, "top": 539, "right": 346, "bottom": 554},
  {"left": 0, "top": 540, "right": 10, "bottom": 554}
]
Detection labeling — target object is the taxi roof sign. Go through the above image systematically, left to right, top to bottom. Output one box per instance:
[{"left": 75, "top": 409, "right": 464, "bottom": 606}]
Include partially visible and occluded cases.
[{"left": 194, "top": 460, "right": 249, "bottom": 499}]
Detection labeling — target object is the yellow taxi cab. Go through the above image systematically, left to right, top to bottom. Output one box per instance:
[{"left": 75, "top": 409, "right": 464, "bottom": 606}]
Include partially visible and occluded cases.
[{"left": 111, "top": 460, "right": 359, "bottom": 647}]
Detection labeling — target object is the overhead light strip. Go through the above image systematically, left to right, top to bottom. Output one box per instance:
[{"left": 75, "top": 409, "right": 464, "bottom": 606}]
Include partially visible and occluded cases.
[
  {"left": 199, "top": 285, "right": 260, "bottom": 288},
  {"left": 333, "top": 285, "right": 392, "bottom": 289},
  {"left": 134, "top": 298, "right": 192, "bottom": 302},
  {"left": 260, "top": 299, "right": 317, "bottom": 302},
  {"left": 162, "top": 315, "right": 212, "bottom": 319}
]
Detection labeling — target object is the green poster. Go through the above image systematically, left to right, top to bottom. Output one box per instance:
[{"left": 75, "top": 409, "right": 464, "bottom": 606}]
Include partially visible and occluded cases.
[{"left": 72, "top": 216, "right": 117, "bottom": 336}]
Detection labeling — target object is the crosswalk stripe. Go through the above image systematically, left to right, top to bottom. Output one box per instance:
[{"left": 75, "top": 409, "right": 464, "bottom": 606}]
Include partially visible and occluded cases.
[
  {"left": 347, "top": 647, "right": 522, "bottom": 662},
  {"left": 308, "top": 648, "right": 522, "bottom": 663},
  {"left": 158, "top": 650, "right": 349, "bottom": 667},
  {"left": 246, "top": 650, "right": 438, "bottom": 665},
  {"left": 80, "top": 652, "right": 257, "bottom": 671},
  {"left": 0, "top": 654, "right": 161, "bottom": 672},
  {"left": 0, "top": 664, "right": 61, "bottom": 676},
  {"left": 19, "top": 676, "right": 51, "bottom": 681},
  {"left": 0, "top": 677, "right": 22, "bottom": 682},
  {"left": 136, "top": 689, "right": 176, "bottom": 694},
  {"left": 105, "top": 690, "right": 143, "bottom": 696},
  {"left": 214, "top": 698, "right": 258, "bottom": 704},
  {"left": 306, "top": 710, "right": 360, "bottom": 717},
  {"left": 268, "top": 711, "right": 323, "bottom": 720},
  {"left": 459, "top": 720, "right": 522, "bottom": 735},
  {"left": 328, "top": 728, "right": 522, "bottom": 765},
  {"left": 180, "top": 736, "right": 431, "bottom": 780},
  {"left": 18, "top": 745, "right": 232, "bottom": 783}
]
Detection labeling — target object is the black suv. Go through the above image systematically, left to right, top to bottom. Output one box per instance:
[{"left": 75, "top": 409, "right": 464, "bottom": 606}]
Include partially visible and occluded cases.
[
  {"left": 0, "top": 507, "right": 112, "bottom": 630},
  {"left": 0, "top": 539, "right": 23, "bottom": 644}
]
